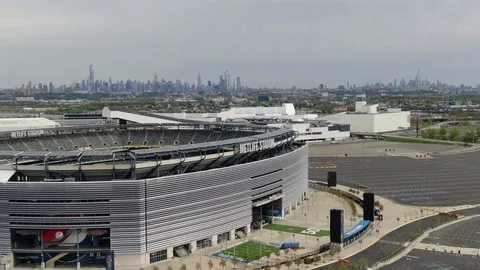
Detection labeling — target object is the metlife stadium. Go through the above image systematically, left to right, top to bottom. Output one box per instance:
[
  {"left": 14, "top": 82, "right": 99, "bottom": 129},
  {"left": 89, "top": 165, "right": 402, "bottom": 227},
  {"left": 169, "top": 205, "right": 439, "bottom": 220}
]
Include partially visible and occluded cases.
[{"left": 0, "top": 116, "right": 308, "bottom": 268}]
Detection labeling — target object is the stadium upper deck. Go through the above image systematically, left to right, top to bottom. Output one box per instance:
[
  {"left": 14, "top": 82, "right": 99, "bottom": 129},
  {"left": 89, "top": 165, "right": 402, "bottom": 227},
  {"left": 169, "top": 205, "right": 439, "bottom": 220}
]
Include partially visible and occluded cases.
[{"left": 0, "top": 123, "right": 298, "bottom": 181}]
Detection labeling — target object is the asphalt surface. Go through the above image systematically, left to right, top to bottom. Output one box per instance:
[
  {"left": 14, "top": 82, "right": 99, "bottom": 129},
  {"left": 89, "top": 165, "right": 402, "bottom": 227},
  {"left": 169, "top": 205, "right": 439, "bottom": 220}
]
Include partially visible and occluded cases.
[
  {"left": 308, "top": 140, "right": 461, "bottom": 158},
  {"left": 309, "top": 149, "right": 480, "bottom": 206},
  {"left": 313, "top": 207, "right": 480, "bottom": 269},
  {"left": 421, "top": 216, "right": 480, "bottom": 249},
  {"left": 382, "top": 249, "right": 480, "bottom": 269}
]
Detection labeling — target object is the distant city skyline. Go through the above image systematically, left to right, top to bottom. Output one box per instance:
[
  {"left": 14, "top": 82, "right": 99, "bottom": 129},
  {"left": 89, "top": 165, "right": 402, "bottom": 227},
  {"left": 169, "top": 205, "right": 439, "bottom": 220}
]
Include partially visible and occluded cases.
[
  {"left": 1, "top": 0, "right": 480, "bottom": 88},
  {"left": 1, "top": 63, "right": 248, "bottom": 91},
  {"left": 3, "top": 64, "right": 247, "bottom": 92},
  {"left": 4, "top": 64, "right": 472, "bottom": 93}
]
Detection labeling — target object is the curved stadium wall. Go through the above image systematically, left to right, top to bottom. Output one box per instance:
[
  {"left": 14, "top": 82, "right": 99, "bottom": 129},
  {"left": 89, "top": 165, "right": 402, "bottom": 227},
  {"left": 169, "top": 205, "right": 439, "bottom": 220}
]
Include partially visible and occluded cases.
[{"left": 0, "top": 137, "right": 308, "bottom": 268}]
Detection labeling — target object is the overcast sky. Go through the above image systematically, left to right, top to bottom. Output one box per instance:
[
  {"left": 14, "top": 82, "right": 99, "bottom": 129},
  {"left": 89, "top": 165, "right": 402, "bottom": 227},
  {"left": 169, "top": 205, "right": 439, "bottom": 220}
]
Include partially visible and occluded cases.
[{"left": 1, "top": 0, "right": 479, "bottom": 89}]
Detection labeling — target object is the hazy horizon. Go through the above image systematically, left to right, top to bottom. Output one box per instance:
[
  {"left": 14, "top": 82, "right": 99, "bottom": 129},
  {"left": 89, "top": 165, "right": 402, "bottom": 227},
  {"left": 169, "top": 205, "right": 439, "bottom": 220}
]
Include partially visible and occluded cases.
[{"left": 2, "top": 0, "right": 480, "bottom": 89}]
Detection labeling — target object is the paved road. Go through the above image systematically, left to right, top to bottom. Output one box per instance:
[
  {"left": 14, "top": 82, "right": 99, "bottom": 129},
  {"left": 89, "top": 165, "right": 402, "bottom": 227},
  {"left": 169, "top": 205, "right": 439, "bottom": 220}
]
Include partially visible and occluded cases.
[
  {"left": 309, "top": 150, "right": 480, "bottom": 206},
  {"left": 313, "top": 207, "right": 480, "bottom": 269},
  {"left": 421, "top": 216, "right": 480, "bottom": 249},
  {"left": 382, "top": 249, "right": 480, "bottom": 269}
]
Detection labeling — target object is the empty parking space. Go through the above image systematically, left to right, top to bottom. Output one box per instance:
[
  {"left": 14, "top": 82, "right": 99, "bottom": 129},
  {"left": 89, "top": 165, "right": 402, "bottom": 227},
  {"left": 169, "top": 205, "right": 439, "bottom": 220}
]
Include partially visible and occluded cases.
[
  {"left": 308, "top": 140, "right": 461, "bottom": 158},
  {"left": 309, "top": 150, "right": 480, "bottom": 206},
  {"left": 422, "top": 216, "right": 480, "bottom": 249},
  {"left": 384, "top": 249, "right": 480, "bottom": 269}
]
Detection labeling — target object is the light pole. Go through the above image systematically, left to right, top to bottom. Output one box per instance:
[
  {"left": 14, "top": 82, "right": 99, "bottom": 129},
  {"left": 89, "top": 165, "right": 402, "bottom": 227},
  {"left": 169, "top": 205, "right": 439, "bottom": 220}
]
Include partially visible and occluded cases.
[
  {"left": 362, "top": 139, "right": 365, "bottom": 156},
  {"left": 422, "top": 159, "right": 426, "bottom": 183},
  {"left": 364, "top": 163, "right": 368, "bottom": 182},
  {"left": 271, "top": 203, "right": 274, "bottom": 239},
  {"left": 260, "top": 206, "right": 263, "bottom": 237},
  {"left": 41, "top": 229, "right": 44, "bottom": 268},
  {"left": 76, "top": 229, "right": 80, "bottom": 269}
]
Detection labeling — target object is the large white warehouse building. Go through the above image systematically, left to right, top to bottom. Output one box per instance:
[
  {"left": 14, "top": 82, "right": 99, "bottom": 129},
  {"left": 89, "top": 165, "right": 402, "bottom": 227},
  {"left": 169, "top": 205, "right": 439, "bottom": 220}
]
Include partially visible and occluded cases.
[{"left": 321, "top": 95, "right": 411, "bottom": 133}]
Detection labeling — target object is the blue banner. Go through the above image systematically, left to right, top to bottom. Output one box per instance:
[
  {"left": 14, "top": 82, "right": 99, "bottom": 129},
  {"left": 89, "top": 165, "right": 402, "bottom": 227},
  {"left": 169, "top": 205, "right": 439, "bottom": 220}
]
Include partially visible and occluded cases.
[{"left": 343, "top": 220, "right": 370, "bottom": 240}]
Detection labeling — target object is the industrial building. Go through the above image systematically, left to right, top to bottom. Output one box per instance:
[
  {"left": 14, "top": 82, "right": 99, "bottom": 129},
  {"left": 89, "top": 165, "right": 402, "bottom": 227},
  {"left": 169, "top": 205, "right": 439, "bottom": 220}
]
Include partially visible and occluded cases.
[{"left": 321, "top": 95, "right": 411, "bottom": 133}]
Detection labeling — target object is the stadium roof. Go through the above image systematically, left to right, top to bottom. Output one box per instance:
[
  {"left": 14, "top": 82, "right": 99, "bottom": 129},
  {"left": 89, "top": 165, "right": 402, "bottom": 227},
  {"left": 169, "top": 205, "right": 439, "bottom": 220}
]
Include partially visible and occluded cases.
[
  {"left": 102, "top": 107, "right": 185, "bottom": 124},
  {"left": 0, "top": 117, "right": 59, "bottom": 132},
  {"left": 0, "top": 150, "right": 125, "bottom": 159}
]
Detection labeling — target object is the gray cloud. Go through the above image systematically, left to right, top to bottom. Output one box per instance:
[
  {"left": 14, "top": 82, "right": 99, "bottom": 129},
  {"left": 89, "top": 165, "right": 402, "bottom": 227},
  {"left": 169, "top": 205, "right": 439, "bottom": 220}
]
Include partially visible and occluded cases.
[{"left": 1, "top": 0, "right": 479, "bottom": 88}]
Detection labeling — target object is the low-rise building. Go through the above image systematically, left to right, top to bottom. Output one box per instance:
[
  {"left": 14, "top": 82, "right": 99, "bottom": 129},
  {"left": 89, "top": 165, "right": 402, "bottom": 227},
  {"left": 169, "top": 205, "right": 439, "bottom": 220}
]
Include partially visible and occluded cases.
[{"left": 321, "top": 95, "right": 411, "bottom": 133}]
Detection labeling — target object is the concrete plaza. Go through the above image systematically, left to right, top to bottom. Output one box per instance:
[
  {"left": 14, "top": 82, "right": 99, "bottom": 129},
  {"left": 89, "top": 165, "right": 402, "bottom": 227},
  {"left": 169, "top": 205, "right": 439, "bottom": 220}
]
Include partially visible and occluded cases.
[{"left": 140, "top": 185, "right": 456, "bottom": 270}]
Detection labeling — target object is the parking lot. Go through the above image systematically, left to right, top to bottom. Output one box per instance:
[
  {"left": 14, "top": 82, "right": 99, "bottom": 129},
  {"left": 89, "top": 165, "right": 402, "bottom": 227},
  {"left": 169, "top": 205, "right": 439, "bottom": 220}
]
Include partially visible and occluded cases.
[
  {"left": 308, "top": 140, "right": 461, "bottom": 158},
  {"left": 309, "top": 148, "right": 480, "bottom": 206},
  {"left": 313, "top": 207, "right": 480, "bottom": 269},
  {"left": 422, "top": 216, "right": 480, "bottom": 249},
  {"left": 384, "top": 249, "right": 480, "bottom": 269}
]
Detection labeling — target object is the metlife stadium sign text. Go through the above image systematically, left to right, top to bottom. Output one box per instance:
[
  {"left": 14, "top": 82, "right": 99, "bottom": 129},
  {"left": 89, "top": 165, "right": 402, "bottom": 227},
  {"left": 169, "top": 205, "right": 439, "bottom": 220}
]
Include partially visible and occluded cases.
[{"left": 239, "top": 139, "right": 275, "bottom": 153}]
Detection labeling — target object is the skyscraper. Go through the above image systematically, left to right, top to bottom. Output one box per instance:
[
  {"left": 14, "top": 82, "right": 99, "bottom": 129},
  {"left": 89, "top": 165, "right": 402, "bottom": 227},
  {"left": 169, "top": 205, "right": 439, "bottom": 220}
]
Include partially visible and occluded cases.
[
  {"left": 89, "top": 65, "right": 95, "bottom": 90},
  {"left": 415, "top": 69, "right": 421, "bottom": 90},
  {"left": 224, "top": 70, "right": 229, "bottom": 90},
  {"left": 153, "top": 73, "right": 158, "bottom": 91},
  {"left": 197, "top": 73, "right": 201, "bottom": 89},
  {"left": 227, "top": 74, "right": 231, "bottom": 90},
  {"left": 108, "top": 77, "right": 113, "bottom": 91},
  {"left": 236, "top": 77, "right": 241, "bottom": 91}
]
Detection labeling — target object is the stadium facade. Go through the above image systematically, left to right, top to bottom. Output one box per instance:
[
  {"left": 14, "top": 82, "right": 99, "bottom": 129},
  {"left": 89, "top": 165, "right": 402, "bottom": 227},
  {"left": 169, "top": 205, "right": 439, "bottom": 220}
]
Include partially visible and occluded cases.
[{"left": 0, "top": 121, "right": 308, "bottom": 268}]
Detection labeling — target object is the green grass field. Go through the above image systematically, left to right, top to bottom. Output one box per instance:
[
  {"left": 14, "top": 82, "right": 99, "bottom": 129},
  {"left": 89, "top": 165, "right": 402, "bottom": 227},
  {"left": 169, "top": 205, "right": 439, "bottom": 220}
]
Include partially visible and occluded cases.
[
  {"left": 385, "top": 136, "right": 462, "bottom": 146},
  {"left": 263, "top": 223, "right": 330, "bottom": 237},
  {"left": 221, "top": 241, "right": 279, "bottom": 260}
]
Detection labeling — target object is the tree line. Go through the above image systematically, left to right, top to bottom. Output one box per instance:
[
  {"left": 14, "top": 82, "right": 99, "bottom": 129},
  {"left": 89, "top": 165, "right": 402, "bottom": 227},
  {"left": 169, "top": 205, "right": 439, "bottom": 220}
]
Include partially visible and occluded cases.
[{"left": 421, "top": 127, "right": 479, "bottom": 143}]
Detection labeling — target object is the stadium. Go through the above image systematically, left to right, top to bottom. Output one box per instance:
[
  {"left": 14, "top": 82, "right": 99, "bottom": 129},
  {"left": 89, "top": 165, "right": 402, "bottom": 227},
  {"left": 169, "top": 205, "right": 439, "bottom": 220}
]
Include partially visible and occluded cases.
[{"left": 0, "top": 117, "right": 308, "bottom": 268}]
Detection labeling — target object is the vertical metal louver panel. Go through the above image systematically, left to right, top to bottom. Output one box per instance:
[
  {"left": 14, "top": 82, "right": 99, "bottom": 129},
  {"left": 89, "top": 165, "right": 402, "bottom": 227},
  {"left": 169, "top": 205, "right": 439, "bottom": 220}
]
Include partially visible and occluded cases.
[
  {"left": 0, "top": 145, "right": 308, "bottom": 255},
  {"left": 144, "top": 145, "right": 308, "bottom": 252},
  {"left": 0, "top": 180, "right": 146, "bottom": 254}
]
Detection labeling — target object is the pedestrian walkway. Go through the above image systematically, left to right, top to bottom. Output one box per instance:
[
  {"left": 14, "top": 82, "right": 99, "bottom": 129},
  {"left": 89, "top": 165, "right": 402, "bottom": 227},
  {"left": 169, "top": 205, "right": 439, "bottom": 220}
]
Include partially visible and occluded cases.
[
  {"left": 151, "top": 185, "right": 471, "bottom": 270},
  {"left": 305, "top": 185, "right": 474, "bottom": 270},
  {"left": 371, "top": 212, "right": 480, "bottom": 269},
  {"left": 414, "top": 243, "right": 480, "bottom": 256}
]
